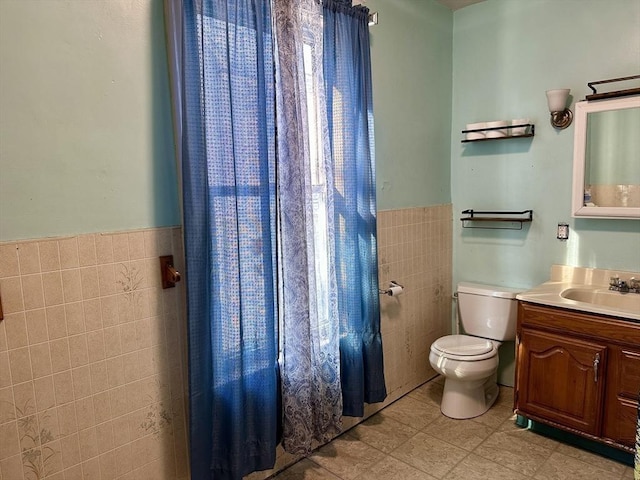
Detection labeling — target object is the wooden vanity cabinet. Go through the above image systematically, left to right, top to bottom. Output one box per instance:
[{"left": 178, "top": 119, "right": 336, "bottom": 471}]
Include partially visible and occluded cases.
[{"left": 515, "top": 302, "right": 640, "bottom": 453}]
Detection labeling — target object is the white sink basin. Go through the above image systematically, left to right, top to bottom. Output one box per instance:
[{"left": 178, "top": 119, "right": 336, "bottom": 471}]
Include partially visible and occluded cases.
[
  {"left": 516, "top": 266, "right": 640, "bottom": 321},
  {"left": 561, "top": 287, "right": 640, "bottom": 313}
]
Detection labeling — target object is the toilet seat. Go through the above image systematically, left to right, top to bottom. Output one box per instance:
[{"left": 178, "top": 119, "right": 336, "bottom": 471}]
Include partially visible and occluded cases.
[{"left": 431, "top": 335, "right": 497, "bottom": 361}]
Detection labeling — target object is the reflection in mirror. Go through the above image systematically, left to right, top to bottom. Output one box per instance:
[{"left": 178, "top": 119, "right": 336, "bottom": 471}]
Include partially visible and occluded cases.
[
  {"left": 572, "top": 96, "right": 640, "bottom": 219},
  {"left": 586, "top": 107, "right": 640, "bottom": 207}
]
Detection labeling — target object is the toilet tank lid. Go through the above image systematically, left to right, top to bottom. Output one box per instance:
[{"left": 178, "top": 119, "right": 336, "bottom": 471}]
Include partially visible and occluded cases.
[{"left": 457, "top": 282, "right": 522, "bottom": 299}]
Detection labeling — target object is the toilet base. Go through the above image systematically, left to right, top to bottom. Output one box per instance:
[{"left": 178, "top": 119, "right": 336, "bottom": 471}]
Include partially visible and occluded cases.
[{"left": 440, "top": 373, "right": 499, "bottom": 419}]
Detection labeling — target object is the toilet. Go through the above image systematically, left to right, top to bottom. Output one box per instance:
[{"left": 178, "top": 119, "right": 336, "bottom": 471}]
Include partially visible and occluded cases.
[{"left": 429, "top": 282, "right": 522, "bottom": 419}]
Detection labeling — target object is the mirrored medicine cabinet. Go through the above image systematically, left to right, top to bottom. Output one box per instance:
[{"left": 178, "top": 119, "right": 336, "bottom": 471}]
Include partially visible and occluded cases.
[{"left": 572, "top": 95, "right": 640, "bottom": 219}]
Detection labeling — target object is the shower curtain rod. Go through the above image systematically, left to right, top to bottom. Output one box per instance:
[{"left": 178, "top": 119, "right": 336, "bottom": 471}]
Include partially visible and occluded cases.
[{"left": 352, "top": 0, "right": 378, "bottom": 25}]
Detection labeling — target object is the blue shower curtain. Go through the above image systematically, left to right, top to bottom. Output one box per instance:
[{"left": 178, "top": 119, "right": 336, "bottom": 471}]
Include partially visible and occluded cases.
[
  {"left": 170, "top": 0, "right": 385, "bottom": 474},
  {"left": 181, "top": 0, "right": 279, "bottom": 478},
  {"left": 323, "top": 0, "right": 387, "bottom": 417}
]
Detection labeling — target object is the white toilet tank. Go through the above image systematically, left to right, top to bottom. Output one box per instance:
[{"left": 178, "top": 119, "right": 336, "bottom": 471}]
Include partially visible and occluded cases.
[{"left": 457, "top": 282, "right": 522, "bottom": 341}]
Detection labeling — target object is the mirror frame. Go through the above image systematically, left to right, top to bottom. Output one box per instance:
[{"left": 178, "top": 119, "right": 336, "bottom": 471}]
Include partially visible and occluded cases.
[{"left": 571, "top": 95, "right": 640, "bottom": 219}]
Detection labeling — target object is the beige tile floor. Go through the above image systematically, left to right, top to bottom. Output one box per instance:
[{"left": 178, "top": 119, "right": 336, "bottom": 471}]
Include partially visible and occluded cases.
[{"left": 272, "top": 377, "right": 636, "bottom": 480}]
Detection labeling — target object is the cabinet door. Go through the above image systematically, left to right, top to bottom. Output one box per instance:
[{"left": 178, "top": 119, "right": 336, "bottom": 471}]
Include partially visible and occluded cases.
[
  {"left": 517, "top": 328, "right": 607, "bottom": 436},
  {"left": 603, "top": 346, "right": 640, "bottom": 447}
]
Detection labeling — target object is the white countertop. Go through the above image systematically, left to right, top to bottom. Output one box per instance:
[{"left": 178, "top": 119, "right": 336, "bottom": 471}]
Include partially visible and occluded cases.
[{"left": 516, "top": 265, "right": 640, "bottom": 322}]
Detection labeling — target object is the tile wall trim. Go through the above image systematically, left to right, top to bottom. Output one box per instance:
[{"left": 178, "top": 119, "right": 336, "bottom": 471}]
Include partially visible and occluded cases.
[
  {"left": 0, "top": 204, "right": 452, "bottom": 480},
  {"left": 0, "top": 227, "right": 189, "bottom": 480}
]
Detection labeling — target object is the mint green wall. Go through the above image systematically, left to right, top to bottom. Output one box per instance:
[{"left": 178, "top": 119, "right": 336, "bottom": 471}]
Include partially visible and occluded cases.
[
  {"left": 0, "top": 0, "right": 179, "bottom": 241},
  {"left": 0, "top": 0, "right": 448, "bottom": 241},
  {"left": 4, "top": 0, "right": 637, "bottom": 291},
  {"left": 368, "top": 0, "right": 453, "bottom": 210},
  {"left": 451, "top": 0, "right": 640, "bottom": 292},
  {"left": 452, "top": 0, "right": 640, "bottom": 387}
]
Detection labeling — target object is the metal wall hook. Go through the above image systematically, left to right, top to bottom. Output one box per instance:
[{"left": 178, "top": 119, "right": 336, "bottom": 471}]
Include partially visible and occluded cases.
[{"left": 160, "top": 255, "right": 182, "bottom": 289}]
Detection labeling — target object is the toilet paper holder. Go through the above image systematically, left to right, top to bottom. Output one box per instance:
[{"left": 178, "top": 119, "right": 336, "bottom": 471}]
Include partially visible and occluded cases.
[{"left": 379, "top": 280, "right": 404, "bottom": 296}]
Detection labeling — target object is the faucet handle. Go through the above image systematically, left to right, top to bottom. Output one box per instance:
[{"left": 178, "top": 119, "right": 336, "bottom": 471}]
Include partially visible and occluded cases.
[
  {"left": 609, "top": 276, "right": 620, "bottom": 287},
  {"left": 629, "top": 277, "right": 640, "bottom": 290}
]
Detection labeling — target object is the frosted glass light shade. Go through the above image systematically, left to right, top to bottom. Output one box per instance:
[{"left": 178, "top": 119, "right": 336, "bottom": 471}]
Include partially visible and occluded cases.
[{"left": 546, "top": 89, "right": 570, "bottom": 112}]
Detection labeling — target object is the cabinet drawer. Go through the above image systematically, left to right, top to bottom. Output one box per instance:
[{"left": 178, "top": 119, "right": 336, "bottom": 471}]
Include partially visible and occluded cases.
[
  {"left": 518, "top": 302, "right": 640, "bottom": 346},
  {"left": 603, "top": 346, "right": 640, "bottom": 447}
]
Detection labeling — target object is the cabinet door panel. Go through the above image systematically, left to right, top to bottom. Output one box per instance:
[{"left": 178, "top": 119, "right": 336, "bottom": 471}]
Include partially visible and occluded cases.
[
  {"left": 518, "top": 328, "right": 606, "bottom": 435},
  {"left": 603, "top": 347, "right": 640, "bottom": 447}
]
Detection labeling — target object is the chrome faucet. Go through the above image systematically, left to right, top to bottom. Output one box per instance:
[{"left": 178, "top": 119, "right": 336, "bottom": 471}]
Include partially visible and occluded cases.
[
  {"left": 609, "top": 276, "right": 621, "bottom": 291},
  {"left": 610, "top": 276, "right": 640, "bottom": 294}
]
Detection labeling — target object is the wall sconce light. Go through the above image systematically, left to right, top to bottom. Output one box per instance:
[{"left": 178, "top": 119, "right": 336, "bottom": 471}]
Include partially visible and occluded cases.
[
  {"left": 546, "top": 89, "right": 573, "bottom": 129},
  {"left": 557, "top": 222, "right": 569, "bottom": 241}
]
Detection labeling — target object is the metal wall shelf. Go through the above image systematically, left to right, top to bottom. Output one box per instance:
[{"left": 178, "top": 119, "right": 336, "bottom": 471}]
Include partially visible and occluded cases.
[
  {"left": 585, "top": 74, "right": 640, "bottom": 101},
  {"left": 461, "top": 124, "right": 535, "bottom": 143},
  {"left": 461, "top": 209, "right": 533, "bottom": 230}
]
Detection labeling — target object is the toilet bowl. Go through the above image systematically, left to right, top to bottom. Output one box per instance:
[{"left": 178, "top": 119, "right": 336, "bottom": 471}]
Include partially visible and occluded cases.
[{"left": 429, "top": 282, "right": 521, "bottom": 419}]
